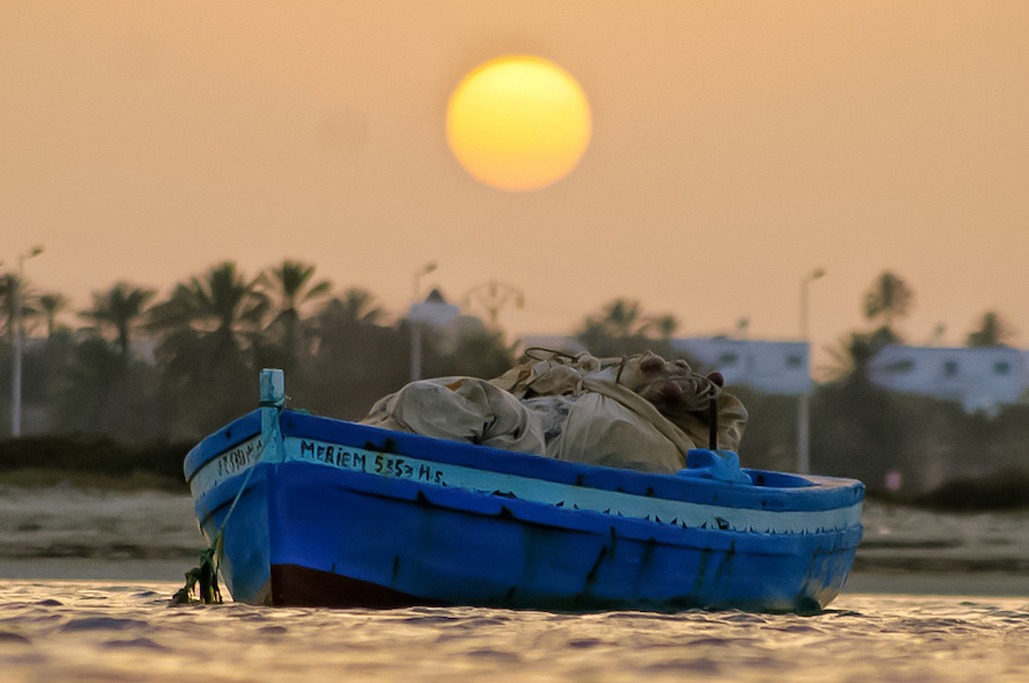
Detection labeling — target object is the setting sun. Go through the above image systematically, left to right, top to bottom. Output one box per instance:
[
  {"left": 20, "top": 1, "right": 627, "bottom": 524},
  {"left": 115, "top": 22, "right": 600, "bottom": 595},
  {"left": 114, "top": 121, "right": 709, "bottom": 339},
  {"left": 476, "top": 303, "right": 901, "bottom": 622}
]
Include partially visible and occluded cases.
[{"left": 446, "top": 55, "right": 592, "bottom": 192}]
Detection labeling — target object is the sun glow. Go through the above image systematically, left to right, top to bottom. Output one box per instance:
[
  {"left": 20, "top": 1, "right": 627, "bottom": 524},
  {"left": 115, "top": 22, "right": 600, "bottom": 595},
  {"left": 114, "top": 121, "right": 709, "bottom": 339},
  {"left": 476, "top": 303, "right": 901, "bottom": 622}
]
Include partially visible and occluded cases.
[{"left": 446, "top": 56, "right": 592, "bottom": 192}]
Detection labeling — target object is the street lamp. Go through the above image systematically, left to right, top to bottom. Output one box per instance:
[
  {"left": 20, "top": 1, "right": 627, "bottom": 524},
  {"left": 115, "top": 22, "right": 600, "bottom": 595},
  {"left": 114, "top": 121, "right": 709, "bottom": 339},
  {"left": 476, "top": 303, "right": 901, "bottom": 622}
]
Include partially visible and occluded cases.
[
  {"left": 11, "top": 245, "right": 44, "bottom": 437},
  {"left": 412, "top": 262, "right": 437, "bottom": 302},
  {"left": 797, "top": 267, "right": 824, "bottom": 474},
  {"left": 462, "top": 280, "right": 524, "bottom": 329}
]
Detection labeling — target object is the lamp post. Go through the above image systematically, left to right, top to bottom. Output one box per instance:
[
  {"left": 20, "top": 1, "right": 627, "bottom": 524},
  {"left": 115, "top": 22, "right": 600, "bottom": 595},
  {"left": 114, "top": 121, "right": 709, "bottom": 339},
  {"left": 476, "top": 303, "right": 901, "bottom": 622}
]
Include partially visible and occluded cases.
[
  {"left": 11, "top": 246, "right": 44, "bottom": 437},
  {"left": 409, "top": 262, "right": 437, "bottom": 382},
  {"left": 411, "top": 262, "right": 437, "bottom": 304},
  {"left": 797, "top": 267, "right": 824, "bottom": 474},
  {"left": 462, "top": 280, "right": 524, "bottom": 329}
]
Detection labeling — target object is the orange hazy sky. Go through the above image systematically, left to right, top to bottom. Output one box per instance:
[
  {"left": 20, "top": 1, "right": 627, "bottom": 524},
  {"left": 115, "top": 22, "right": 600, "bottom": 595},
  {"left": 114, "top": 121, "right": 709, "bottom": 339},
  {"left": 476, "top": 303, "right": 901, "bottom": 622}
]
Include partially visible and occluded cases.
[{"left": 2, "top": 1, "right": 1027, "bottom": 371}]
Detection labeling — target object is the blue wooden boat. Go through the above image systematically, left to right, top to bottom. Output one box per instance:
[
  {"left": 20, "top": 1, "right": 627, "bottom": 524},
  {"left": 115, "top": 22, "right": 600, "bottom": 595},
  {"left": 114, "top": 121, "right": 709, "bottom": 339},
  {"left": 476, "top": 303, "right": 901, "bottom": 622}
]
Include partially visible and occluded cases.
[{"left": 184, "top": 369, "right": 864, "bottom": 613}]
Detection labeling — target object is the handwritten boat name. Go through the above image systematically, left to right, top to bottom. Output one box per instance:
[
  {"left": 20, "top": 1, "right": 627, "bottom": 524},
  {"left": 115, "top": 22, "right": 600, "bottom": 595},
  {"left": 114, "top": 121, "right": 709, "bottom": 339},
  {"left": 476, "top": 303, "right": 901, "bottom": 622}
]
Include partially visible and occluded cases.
[
  {"left": 190, "top": 435, "right": 264, "bottom": 498},
  {"left": 216, "top": 438, "right": 264, "bottom": 478},
  {"left": 295, "top": 440, "right": 446, "bottom": 485}
]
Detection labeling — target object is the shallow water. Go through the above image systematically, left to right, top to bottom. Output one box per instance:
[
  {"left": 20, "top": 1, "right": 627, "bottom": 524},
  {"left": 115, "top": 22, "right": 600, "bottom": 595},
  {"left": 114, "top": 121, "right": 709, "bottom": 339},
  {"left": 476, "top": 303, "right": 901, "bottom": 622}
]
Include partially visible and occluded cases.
[{"left": 1, "top": 582, "right": 1027, "bottom": 683}]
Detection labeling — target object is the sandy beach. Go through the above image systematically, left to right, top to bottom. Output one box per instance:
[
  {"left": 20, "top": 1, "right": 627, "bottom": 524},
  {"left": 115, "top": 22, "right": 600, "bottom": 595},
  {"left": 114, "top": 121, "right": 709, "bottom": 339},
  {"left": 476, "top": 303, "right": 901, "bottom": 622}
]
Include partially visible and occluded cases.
[
  {"left": 2, "top": 485, "right": 1027, "bottom": 596},
  {"left": 0, "top": 486, "right": 201, "bottom": 582},
  {"left": 848, "top": 500, "right": 1029, "bottom": 595}
]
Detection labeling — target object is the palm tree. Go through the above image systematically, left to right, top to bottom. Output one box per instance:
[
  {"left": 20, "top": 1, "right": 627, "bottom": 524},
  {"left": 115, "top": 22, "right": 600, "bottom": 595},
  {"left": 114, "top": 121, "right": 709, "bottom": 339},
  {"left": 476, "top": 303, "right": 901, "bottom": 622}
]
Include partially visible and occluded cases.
[
  {"left": 257, "top": 259, "right": 332, "bottom": 364},
  {"left": 149, "top": 261, "right": 268, "bottom": 350},
  {"left": 147, "top": 262, "right": 269, "bottom": 436},
  {"left": 862, "top": 271, "right": 914, "bottom": 331},
  {"left": 0, "top": 274, "right": 40, "bottom": 342},
  {"left": 0, "top": 274, "right": 14, "bottom": 340},
  {"left": 80, "top": 283, "right": 156, "bottom": 357},
  {"left": 304, "top": 288, "right": 405, "bottom": 418},
  {"left": 310, "top": 288, "right": 387, "bottom": 360},
  {"left": 329, "top": 288, "right": 385, "bottom": 326},
  {"left": 37, "top": 292, "right": 71, "bottom": 339},
  {"left": 576, "top": 299, "right": 679, "bottom": 357},
  {"left": 598, "top": 299, "right": 645, "bottom": 337},
  {"left": 966, "top": 311, "right": 1014, "bottom": 347},
  {"left": 644, "top": 314, "right": 679, "bottom": 341},
  {"left": 823, "top": 332, "right": 877, "bottom": 385}
]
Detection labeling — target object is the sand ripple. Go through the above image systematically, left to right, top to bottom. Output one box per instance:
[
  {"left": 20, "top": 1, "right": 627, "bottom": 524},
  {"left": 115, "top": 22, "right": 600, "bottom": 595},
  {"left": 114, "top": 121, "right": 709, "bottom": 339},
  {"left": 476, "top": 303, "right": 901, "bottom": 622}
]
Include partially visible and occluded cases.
[{"left": 0, "top": 581, "right": 1028, "bottom": 682}]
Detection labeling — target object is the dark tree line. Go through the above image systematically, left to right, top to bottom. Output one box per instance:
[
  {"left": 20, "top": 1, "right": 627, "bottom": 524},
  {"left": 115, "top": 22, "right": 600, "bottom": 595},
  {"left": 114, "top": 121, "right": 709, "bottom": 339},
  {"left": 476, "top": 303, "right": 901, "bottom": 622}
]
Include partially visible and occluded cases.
[
  {"left": 0, "top": 260, "right": 515, "bottom": 442},
  {"left": 1, "top": 265, "right": 1023, "bottom": 499}
]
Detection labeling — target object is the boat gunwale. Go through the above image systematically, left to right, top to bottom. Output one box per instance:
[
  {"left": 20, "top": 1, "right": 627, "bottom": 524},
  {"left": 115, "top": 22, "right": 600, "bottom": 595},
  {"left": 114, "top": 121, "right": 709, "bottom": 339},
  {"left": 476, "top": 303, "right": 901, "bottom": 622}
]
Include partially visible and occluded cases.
[
  {"left": 186, "top": 408, "right": 863, "bottom": 516},
  {"left": 184, "top": 409, "right": 262, "bottom": 483},
  {"left": 194, "top": 459, "right": 864, "bottom": 555}
]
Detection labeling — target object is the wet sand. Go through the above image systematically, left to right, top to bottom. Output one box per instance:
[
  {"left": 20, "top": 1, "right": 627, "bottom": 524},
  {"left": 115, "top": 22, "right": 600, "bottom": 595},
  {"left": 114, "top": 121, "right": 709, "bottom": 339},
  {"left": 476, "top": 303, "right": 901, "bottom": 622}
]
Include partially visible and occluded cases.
[
  {"left": 2, "top": 485, "right": 1028, "bottom": 595},
  {"left": 0, "top": 486, "right": 201, "bottom": 583},
  {"left": 850, "top": 499, "right": 1029, "bottom": 596}
]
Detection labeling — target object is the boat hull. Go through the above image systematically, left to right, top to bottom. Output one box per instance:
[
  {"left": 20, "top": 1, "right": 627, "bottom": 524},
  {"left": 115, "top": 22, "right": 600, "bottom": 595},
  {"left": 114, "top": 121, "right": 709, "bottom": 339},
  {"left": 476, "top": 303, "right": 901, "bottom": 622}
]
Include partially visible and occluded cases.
[{"left": 186, "top": 408, "right": 864, "bottom": 613}]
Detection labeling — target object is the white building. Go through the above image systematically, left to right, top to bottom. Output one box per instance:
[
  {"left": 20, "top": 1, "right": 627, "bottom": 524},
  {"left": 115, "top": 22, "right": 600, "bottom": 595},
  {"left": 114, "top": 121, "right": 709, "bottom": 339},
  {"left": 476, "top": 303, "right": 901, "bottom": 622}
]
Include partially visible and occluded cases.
[
  {"left": 408, "top": 288, "right": 461, "bottom": 327},
  {"left": 516, "top": 334, "right": 1029, "bottom": 411},
  {"left": 672, "top": 337, "right": 811, "bottom": 396},
  {"left": 867, "top": 344, "right": 1027, "bottom": 414}
]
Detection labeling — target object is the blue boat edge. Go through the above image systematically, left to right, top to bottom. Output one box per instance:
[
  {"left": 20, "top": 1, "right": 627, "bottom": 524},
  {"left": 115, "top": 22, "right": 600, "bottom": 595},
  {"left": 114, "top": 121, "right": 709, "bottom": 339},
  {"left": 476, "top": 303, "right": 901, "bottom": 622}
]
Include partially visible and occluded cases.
[{"left": 184, "top": 369, "right": 865, "bottom": 614}]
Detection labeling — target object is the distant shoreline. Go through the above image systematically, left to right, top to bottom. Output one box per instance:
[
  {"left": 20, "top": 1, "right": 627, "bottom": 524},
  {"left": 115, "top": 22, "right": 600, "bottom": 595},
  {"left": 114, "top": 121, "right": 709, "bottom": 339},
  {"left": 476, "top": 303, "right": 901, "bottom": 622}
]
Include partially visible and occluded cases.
[{"left": 0, "top": 558, "right": 196, "bottom": 583}]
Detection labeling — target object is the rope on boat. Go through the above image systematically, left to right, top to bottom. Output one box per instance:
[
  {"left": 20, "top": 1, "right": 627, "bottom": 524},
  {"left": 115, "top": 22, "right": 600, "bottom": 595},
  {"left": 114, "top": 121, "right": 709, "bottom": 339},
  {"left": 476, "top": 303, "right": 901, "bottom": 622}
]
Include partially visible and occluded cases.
[
  {"left": 171, "top": 396, "right": 285, "bottom": 606},
  {"left": 170, "top": 536, "right": 223, "bottom": 606}
]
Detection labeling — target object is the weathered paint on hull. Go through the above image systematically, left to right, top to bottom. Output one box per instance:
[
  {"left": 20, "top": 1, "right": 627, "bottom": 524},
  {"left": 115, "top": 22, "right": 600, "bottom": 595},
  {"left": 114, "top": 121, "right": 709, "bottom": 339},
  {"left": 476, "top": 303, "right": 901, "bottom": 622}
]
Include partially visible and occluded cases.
[{"left": 194, "top": 459, "right": 860, "bottom": 613}]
